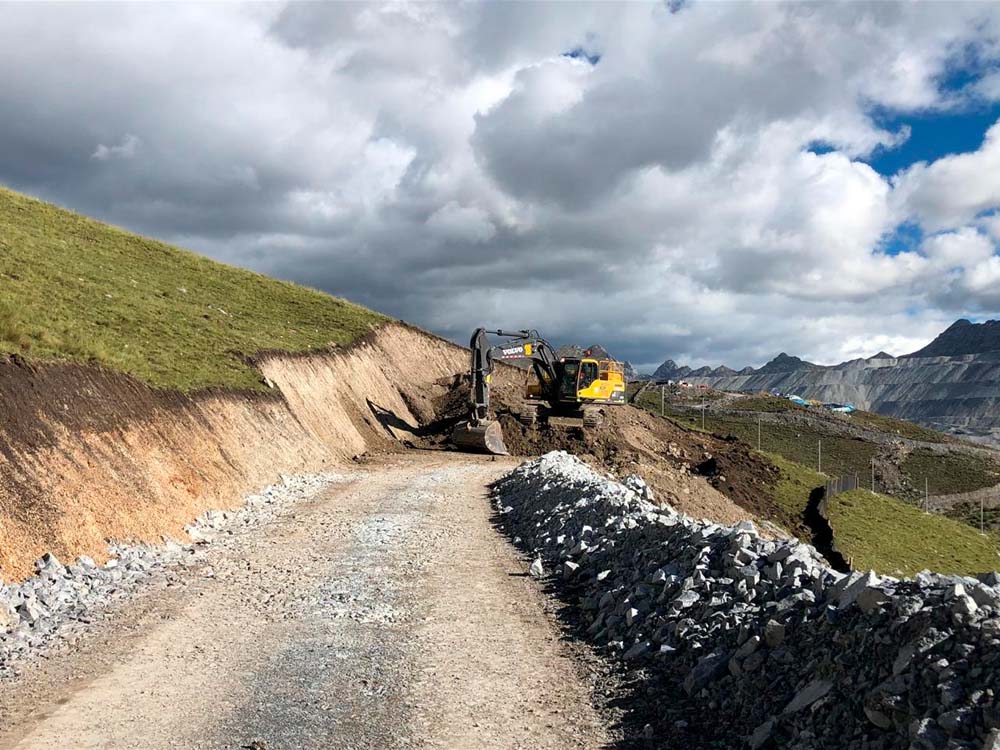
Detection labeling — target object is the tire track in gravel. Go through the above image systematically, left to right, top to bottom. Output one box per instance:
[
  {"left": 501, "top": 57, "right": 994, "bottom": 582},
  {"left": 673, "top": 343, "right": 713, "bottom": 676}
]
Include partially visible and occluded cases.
[{"left": 0, "top": 453, "right": 613, "bottom": 749}]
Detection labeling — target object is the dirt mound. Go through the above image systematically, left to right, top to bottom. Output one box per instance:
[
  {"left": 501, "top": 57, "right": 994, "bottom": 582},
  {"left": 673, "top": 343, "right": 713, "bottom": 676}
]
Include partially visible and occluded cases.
[{"left": 427, "top": 375, "right": 784, "bottom": 527}]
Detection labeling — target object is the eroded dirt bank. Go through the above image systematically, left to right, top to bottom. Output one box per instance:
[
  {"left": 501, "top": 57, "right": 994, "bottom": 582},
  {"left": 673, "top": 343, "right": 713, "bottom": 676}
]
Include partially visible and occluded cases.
[
  {"left": 0, "top": 323, "right": 466, "bottom": 579},
  {"left": 0, "top": 453, "right": 613, "bottom": 750}
]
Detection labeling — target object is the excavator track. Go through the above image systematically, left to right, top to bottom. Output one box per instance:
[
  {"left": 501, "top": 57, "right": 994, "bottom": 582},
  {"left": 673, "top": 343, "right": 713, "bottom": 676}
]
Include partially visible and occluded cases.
[
  {"left": 518, "top": 403, "right": 539, "bottom": 427},
  {"left": 583, "top": 406, "right": 604, "bottom": 428}
]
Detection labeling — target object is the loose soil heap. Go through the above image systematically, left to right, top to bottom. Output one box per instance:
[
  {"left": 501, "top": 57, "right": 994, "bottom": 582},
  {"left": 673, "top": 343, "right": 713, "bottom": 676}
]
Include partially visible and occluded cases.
[{"left": 426, "top": 373, "right": 785, "bottom": 527}]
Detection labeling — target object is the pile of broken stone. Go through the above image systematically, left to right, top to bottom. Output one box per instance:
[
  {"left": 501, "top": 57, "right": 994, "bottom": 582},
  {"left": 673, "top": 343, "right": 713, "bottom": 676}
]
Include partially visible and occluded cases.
[
  {"left": 494, "top": 451, "right": 1000, "bottom": 749},
  {"left": 0, "top": 472, "right": 346, "bottom": 672}
]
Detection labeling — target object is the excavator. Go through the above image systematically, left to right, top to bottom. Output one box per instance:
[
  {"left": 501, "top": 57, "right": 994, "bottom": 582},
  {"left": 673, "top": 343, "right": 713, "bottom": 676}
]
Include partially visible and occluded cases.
[{"left": 451, "top": 328, "right": 627, "bottom": 455}]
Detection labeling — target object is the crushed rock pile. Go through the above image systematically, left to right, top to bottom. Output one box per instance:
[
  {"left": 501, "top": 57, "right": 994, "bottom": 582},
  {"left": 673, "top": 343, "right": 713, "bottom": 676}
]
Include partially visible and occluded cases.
[
  {"left": 494, "top": 452, "right": 1000, "bottom": 749},
  {"left": 0, "top": 472, "right": 350, "bottom": 672}
]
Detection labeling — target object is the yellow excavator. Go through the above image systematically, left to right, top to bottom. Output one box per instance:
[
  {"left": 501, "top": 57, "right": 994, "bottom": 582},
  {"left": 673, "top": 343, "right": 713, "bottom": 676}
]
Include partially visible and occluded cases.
[{"left": 451, "top": 328, "right": 627, "bottom": 455}]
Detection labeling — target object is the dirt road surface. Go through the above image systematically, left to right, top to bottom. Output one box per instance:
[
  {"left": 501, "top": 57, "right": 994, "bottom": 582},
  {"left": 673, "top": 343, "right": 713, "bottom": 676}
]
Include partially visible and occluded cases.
[{"left": 0, "top": 453, "right": 614, "bottom": 749}]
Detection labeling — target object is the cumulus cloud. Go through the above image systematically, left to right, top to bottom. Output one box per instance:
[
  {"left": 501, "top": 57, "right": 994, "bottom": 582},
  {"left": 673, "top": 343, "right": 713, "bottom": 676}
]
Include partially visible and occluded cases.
[
  {"left": 0, "top": 2, "right": 999, "bottom": 370},
  {"left": 892, "top": 122, "right": 1000, "bottom": 231},
  {"left": 91, "top": 134, "right": 140, "bottom": 161}
]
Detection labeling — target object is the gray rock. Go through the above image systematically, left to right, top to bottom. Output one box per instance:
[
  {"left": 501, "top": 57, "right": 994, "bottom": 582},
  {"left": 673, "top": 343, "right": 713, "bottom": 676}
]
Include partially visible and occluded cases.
[
  {"left": 529, "top": 558, "right": 545, "bottom": 578},
  {"left": 857, "top": 586, "right": 891, "bottom": 614},
  {"left": 765, "top": 620, "right": 785, "bottom": 647},
  {"left": 735, "top": 634, "right": 761, "bottom": 659},
  {"left": 623, "top": 640, "right": 651, "bottom": 660},
  {"left": 683, "top": 649, "right": 729, "bottom": 696},
  {"left": 783, "top": 679, "right": 833, "bottom": 714},
  {"left": 864, "top": 706, "right": 893, "bottom": 730},
  {"left": 749, "top": 719, "right": 774, "bottom": 750}
]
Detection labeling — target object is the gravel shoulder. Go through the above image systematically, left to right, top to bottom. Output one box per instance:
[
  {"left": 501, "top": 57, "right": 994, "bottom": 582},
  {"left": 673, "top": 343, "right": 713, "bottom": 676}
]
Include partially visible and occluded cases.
[{"left": 0, "top": 453, "right": 612, "bottom": 749}]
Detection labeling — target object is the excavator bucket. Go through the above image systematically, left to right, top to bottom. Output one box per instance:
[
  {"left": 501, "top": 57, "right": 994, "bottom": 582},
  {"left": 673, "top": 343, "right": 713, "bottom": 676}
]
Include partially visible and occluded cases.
[{"left": 451, "top": 420, "right": 509, "bottom": 455}]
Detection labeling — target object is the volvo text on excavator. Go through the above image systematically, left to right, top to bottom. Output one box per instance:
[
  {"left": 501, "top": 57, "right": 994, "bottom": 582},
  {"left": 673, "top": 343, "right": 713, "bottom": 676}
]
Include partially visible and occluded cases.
[{"left": 451, "top": 328, "right": 627, "bottom": 455}]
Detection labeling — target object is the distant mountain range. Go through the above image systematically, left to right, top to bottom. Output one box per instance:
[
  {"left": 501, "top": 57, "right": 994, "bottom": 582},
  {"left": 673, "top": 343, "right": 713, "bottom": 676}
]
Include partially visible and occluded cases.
[{"left": 651, "top": 319, "right": 1000, "bottom": 446}]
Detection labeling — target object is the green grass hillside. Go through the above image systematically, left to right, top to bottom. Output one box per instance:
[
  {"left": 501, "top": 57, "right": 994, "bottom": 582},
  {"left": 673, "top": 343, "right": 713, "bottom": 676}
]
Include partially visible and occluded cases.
[
  {"left": 0, "top": 188, "right": 388, "bottom": 390},
  {"left": 828, "top": 489, "right": 1000, "bottom": 577}
]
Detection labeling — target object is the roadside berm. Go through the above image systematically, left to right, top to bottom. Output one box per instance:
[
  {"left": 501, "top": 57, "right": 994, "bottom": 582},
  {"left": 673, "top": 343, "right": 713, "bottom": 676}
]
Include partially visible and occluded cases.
[{"left": 495, "top": 452, "right": 1000, "bottom": 749}]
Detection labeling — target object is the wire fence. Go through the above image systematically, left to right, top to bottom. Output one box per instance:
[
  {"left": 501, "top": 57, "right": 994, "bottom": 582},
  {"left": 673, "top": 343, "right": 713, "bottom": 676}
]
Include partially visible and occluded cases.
[{"left": 825, "top": 474, "right": 862, "bottom": 499}]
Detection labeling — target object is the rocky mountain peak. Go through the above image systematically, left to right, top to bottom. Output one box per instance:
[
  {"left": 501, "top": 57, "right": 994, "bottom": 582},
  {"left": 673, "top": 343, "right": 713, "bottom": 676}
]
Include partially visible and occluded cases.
[
  {"left": 904, "top": 319, "right": 1000, "bottom": 358},
  {"left": 757, "top": 352, "right": 818, "bottom": 373}
]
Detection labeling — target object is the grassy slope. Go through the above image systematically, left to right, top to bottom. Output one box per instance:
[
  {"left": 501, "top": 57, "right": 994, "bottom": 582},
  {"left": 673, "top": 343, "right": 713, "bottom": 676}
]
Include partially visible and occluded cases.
[
  {"left": 0, "top": 188, "right": 388, "bottom": 391},
  {"left": 634, "top": 394, "right": 1000, "bottom": 573},
  {"left": 902, "top": 450, "right": 1000, "bottom": 495},
  {"left": 760, "top": 452, "right": 1000, "bottom": 576},
  {"left": 764, "top": 452, "right": 825, "bottom": 527},
  {"left": 828, "top": 489, "right": 1000, "bottom": 577}
]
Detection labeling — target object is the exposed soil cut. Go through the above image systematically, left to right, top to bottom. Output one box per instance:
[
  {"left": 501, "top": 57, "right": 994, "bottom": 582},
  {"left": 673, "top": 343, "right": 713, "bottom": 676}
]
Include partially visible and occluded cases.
[{"left": 0, "top": 323, "right": 467, "bottom": 580}]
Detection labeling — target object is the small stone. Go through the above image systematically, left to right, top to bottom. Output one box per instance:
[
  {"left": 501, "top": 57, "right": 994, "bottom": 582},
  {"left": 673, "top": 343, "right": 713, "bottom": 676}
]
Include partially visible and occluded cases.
[
  {"left": 529, "top": 558, "right": 545, "bottom": 578},
  {"left": 857, "top": 586, "right": 890, "bottom": 614},
  {"left": 950, "top": 593, "right": 978, "bottom": 617},
  {"left": 625, "top": 607, "right": 640, "bottom": 626},
  {"left": 765, "top": 620, "right": 785, "bottom": 647},
  {"left": 735, "top": 634, "right": 761, "bottom": 659},
  {"left": 623, "top": 640, "right": 650, "bottom": 660},
  {"left": 683, "top": 649, "right": 728, "bottom": 696},
  {"left": 783, "top": 679, "right": 832, "bottom": 714},
  {"left": 864, "top": 707, "right": 892, "bottom": 730},
  {"left": 749, "top": 719, "right": 774, "bottom": 750}
]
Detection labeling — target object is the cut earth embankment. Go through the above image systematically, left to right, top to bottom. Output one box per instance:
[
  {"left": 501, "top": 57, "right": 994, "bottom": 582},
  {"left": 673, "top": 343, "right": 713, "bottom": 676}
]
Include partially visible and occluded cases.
[
  {"left": 0, "top": 322, "right": 465, "bottom": 579},
  {"left": 494, "top": 452, "right": 1000, "bottom": 749}
]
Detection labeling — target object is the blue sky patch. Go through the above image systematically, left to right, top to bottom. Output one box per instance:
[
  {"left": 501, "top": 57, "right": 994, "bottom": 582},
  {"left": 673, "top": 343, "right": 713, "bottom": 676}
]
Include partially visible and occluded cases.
[
  {"left": 563, "top": 47, "right": 600, "bottom": 66},
  {"left": 864, "top": 101, "right": 1000, "bottom": 177},
  {"left": 805, "top": 141, "right": 838, "bottom": 156},
  {"left": 880, "top": 222, "right": 925, "bottom": 257}
]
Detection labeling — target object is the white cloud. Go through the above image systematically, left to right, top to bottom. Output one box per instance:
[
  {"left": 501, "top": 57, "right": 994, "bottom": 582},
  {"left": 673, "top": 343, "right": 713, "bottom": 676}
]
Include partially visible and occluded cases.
[
  {"left": 0, "top": 2, "right": 999, "bottom": 369},
  {"left": 892, "top": 122, "right": 1000, "bottom": 231},
  {"left": 91, "top": 134, "right": 140, "bottom": 161}
]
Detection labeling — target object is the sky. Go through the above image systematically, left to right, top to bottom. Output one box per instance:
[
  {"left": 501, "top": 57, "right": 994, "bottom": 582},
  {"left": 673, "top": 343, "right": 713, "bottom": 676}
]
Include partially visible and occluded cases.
[{"left": 2, "top": 2, "right": 1000, "bottom": 372}]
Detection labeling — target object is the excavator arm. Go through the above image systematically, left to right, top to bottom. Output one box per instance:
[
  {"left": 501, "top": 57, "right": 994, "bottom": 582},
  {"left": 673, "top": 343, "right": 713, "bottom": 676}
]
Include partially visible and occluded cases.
[
  {"left": 453, "top": 328, "right": 560, "bottom": 455},
  {"left": 467, "top": 328, "right": 559, "bottom": 422}
]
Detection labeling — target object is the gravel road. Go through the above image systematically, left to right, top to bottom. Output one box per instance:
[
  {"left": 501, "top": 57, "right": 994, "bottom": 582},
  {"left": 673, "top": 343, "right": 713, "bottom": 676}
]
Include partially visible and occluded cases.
[{"left": 0, "top": 453, "right": 612, "bottom": 749}]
